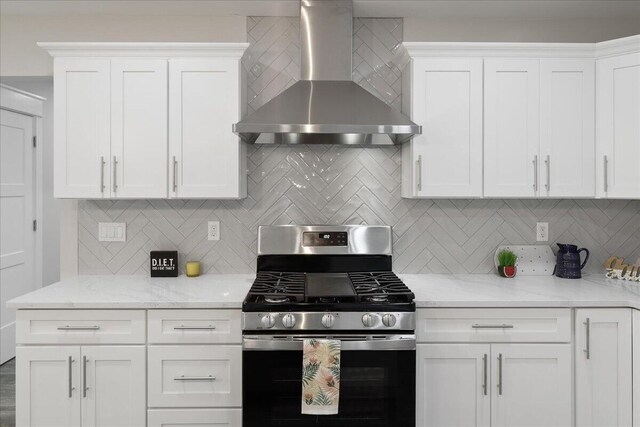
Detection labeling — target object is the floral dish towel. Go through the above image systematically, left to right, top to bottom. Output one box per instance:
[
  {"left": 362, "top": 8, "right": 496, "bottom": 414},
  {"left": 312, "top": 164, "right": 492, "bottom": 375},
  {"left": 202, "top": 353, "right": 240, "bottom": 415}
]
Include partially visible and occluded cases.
[{"left": 301, "top": 339, "right": 341, "bottom": 415}]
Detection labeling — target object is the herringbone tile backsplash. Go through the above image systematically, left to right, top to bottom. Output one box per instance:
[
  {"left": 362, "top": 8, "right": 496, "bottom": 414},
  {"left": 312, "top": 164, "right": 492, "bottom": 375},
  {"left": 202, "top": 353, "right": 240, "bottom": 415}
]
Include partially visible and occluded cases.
[{"left": 78, "top": 18, "right": 640, "bottom": 275}]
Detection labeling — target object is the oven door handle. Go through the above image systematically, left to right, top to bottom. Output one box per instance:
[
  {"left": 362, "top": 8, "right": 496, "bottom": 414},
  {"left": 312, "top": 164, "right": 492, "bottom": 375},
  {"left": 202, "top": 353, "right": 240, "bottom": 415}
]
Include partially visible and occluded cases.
[{"left": 243, "top": 335, "right": 416, "bottom": 351}]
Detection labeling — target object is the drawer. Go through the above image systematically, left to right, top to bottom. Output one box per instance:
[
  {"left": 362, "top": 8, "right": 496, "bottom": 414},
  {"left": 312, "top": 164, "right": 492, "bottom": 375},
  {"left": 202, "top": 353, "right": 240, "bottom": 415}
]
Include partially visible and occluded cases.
[
  {"left": 417, "top": 308, "right": 571, "bottom": 343},
  {"left": 148, "top": 309, "right": 241, "bottom": 344},
  {"left": 16, "top": 310, "right": 146, "bottom": 344},
  {"left": 148, "top": 345, "right": 242, "bottom": 408},
  {"left": 147, "top": 409, "right": 242, "bottom": 427}
]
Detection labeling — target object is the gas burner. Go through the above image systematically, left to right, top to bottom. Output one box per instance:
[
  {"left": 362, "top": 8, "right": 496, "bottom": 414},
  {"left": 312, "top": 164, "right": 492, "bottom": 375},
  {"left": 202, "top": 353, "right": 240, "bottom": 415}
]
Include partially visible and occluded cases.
[
  {"left": 365, "top": 295, "right": 389, "bottom": 303},
  {"left": 264, "top": 296, "right": 290, "bottom": 304}
]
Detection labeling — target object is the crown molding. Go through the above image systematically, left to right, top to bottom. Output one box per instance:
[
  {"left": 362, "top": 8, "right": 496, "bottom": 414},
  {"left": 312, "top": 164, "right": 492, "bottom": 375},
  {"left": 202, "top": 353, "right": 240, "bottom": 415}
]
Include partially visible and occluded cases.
[
  {"left": 595, "top": 35, "right": 640, "bottom": 58},
  {"left": 403, "top": 41, "right": 596, "bottom": 58},
  {"left": 38, "top": 42, "right": 249, "bottom": 58},
  {"left": 0, "top": 84, "right": 45, "bottom": 117}
]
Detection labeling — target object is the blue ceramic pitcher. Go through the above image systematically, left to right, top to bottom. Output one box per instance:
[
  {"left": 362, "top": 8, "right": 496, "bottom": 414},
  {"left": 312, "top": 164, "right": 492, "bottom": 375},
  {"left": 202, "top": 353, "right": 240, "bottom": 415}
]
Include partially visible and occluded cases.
[{"left": 555, "top": 243, "right": 589, "bottom": 279}]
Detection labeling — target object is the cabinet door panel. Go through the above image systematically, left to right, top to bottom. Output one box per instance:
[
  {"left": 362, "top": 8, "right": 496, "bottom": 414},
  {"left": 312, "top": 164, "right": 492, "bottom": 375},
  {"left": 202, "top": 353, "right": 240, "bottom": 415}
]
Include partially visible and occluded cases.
[
  {"left": 596, "top": 53, "right": 640, "bottom": 198},
  {"left": 53, "top": 58, "right": 110, "bottom": 198},
  {"left": 410, "top": 58, "right": 483, "bottom": 198},
  {"left": 111, "top": 59, "right": 168, "bottom": 198},
  {"left": 169, "top": 59, "right": 245, "bottom": 199},
  {"left": 484, "top": 59, "right": 540, "bottom": 198},
  {"left": 540, "top": 59, "right": 595, "bottom": 198},
  {"left": 575, "top": 309, "right": 633, "bottom": 427},
  {"left": 417, "top": 344, "right": 490, "bottom": 427},
  {"left": 491, "top": 344, "right": 571, "bottom": 427},
  {"left": 81, "top": 345, "right": 146, "bottom": 427},
  {"left": 16, "top": 346, "right": 81, "bottom": 427}
]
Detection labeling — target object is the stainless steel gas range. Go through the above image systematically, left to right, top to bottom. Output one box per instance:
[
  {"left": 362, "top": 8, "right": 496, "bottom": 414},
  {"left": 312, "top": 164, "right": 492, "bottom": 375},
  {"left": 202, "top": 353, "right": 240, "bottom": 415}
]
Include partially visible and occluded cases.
[{"left": 242, "top": 225, "right": 416, "bottom": 427}]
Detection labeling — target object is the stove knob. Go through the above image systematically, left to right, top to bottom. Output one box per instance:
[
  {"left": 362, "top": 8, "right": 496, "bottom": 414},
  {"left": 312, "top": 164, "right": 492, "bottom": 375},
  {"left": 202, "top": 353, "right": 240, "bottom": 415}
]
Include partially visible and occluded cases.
[
  {"left": 362, "top": 313, "right": 376, "bottom": 327},
  {"left": 382, "top": 313, "right": 397, "bottom": 327},
  {"left": 260, "top": 314, "right": 276, "bottom": 329},
  {"left": 282, "top": 314, "right": 297, "bottom": 329},
  {"left": 321, "top": 314, "right": 335, "bottom": 328}
]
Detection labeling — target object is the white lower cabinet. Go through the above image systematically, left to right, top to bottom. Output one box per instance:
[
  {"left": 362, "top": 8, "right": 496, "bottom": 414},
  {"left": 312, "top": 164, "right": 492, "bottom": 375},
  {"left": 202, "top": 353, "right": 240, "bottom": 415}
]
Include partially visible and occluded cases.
[
  {"left": 575, "top": 308, "right": 633, "bottom": 427},
  {"left": 417, "top": 344, "right": 491, "bottom": 427},
  {"left": 491, "top": 344, "right": 572, "bottom": 427},
  {"left": 16, "top": 345, "right": 145, "bottom": 427},
  {"left": 147, "top": 409, "right": 242, "bottom": 427}
]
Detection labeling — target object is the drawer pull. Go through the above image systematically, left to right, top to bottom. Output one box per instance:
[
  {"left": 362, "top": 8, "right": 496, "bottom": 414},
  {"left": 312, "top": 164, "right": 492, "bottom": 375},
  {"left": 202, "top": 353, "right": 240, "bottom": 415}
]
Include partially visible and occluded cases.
[
  {"left": 472, "top": 324, "right": 514, "bottom": 329},
  {"left": 58, "top": 325, "right": 100, "bottom": 331},
  {"left": 173, "top": 325, "right": 217, "bottom": 330},
  {"left": 174, "top": 375, "right": 216, "bottom": 381}
]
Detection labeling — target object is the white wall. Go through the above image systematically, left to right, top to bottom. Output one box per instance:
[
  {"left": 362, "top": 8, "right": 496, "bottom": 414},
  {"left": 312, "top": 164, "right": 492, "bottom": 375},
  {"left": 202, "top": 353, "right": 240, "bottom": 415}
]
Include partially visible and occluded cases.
[
  {"left": 0, "top": 14, "right": 247, "bottom": 76},
  {"left": 404, "top": 17, "right": 640, "bottom": 42}
]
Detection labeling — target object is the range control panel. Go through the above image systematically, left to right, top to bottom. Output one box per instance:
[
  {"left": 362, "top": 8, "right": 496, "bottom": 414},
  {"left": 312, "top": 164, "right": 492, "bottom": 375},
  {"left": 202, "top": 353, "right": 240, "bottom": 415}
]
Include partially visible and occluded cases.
[{"left": 302, "top": 231, "right": 348, "bottom": 246}]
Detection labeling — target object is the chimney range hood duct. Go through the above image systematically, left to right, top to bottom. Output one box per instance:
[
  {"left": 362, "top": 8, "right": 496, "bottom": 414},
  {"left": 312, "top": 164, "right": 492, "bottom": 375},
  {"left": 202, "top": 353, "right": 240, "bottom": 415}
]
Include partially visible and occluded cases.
[{"left": 232, "top": 0, "right": 421, "bottom": 146}]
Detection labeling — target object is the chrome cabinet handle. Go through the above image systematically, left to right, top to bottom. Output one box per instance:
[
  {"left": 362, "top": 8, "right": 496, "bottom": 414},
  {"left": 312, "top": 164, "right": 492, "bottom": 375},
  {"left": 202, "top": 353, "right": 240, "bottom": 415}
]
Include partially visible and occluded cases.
[
  {"left": 416, "top": 155, "right": 422, "bottom": 192},
  {"left": 533, "top": 155, "right": 538, "bottom": 192},
  {"left": 545, "top": 155, "right": 550, "bottom": 191},
  {"left": 603, "top": 155, "right": 608, "bottom": 192},
  {"left": 100, "top": 156, "right": 105, "bottom": 193},
  {"left": 112, "top": 156, "right": 118, "bottom": 193},
  {"left": 173, "top": 156, "right": 178, "bottom": 193},
  {"left": 584, "top": 318, "right": 591, "bottom": 360},
  {"left": 472, "top": 324, "right": 514, "bottom": 329},
  {"left": 57, "top": 325, "right": 100, "bottom": 331},
  {"left": 173, "top": 325, "right": 216, "bottom": 330},
  {"left": 482, "top": 353, "right": 488, "bottom": 396},
  {"left": 497, "top": 353, "right": 503, "bottom": 395},
  {"left": 68, "top": 356, "right": 74, "bottom": 398},
  {"left": 82, "top": 356, "right": 88, "bottom": 398},
  {"left": 174, "top": 375, "right": 216, "bottom": 381}
]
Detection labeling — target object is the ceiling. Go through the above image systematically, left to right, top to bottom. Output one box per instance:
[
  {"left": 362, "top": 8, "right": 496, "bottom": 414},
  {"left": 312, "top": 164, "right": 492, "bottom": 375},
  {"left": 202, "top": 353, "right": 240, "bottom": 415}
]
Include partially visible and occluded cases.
[{"left": 2, "top": 0, "right": 640, "bottom": 20}]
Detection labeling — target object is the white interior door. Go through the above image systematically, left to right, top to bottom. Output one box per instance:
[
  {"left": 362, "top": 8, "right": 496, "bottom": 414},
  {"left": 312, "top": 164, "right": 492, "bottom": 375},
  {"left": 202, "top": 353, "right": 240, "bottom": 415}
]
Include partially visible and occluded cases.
[
  {"left": 596, "top": 52, "right": 640, "bottom": 198},
  {"left": 411, "top": 58, "right": 483, "bottom": 198},
  {"left": 540, "top": 58, "right": 595, "bottom": 198},
  {"left": 111, "top": 59, "right": 168, "bottom": 198},
  {"left": 484, "top": 59, "right": 540, "bottom": 198},
  {"left": 0, "top": 109, "right": 34, "bottom": 364},
  {"left": 575, "top": 308, "right": 633, "bottom": 427},
  {"left": 634, "top": 310, "right": 640, "bottom": 427},
  {"left": 417, "top": 344, "right": 491, "bottom": 427},
  {"left": 491, "top": 344, "right": 572, "bottom": 427},
  {"left": 81, "top": 345, "right": 146, "bottom": 427}
]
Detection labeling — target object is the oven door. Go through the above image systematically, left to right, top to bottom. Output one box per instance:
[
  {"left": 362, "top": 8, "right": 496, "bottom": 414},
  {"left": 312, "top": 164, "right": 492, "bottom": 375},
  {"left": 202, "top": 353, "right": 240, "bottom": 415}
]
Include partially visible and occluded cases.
[{"left": 242, "top": 334, "right": 416, "bottom": 427}]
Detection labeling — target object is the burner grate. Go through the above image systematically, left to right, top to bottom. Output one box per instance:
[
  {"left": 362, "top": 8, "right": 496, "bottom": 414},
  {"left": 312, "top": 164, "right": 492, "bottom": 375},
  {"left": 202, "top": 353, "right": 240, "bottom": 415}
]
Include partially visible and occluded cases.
[
  {"left": 248, "top": 272, "right": 306, "bottom": 303},
  {"left": 349, "top": 272, "right": 415, "bottom": 302}
]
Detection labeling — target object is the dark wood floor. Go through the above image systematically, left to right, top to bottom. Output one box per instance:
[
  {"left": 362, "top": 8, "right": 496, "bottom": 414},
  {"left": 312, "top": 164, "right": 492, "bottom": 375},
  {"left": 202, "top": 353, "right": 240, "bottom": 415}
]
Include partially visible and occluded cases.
[{"left": 0, "top": 358, "right": 15, "bottom": 427}]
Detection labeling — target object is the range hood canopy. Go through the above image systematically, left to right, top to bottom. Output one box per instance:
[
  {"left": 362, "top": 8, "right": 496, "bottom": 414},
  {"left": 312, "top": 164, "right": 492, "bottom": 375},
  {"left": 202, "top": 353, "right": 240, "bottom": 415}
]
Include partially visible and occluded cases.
[{"left": 233, "top": 0, "right": 421, "bottom": 145}]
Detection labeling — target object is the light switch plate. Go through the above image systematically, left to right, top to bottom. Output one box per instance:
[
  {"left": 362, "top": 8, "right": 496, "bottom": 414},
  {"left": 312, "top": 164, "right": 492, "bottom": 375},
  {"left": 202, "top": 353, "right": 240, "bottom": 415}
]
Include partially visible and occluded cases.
[{"left": 99, "top": 222, "right": 126, "bottom": 242}]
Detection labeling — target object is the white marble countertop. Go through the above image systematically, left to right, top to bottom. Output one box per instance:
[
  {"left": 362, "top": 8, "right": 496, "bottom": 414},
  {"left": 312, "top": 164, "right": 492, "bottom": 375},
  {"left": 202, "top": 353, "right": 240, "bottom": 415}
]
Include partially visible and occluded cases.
[{"left": 7, "top": 273, "right": 640, "bottom": 310}]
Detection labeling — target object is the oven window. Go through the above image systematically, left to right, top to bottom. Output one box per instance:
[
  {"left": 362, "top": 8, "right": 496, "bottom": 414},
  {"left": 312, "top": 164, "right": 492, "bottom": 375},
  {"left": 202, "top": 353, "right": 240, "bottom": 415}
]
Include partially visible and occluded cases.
[{"left": 243, "top": 349, "right": 415, "bottom": 427}]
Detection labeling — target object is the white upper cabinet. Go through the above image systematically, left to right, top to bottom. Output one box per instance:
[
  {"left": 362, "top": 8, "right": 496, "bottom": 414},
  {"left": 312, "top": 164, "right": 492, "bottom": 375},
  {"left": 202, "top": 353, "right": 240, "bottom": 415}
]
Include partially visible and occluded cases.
[
  {"left": 43, "top": 43, "right": 248, "bottom": 200},
  {"left": 596, "top": 52, "right": 640, "bottom": 199},
  {"left": 402, "top": 57, "right": 483, "bottom": 198},
  {"left": 53, "top": 58, "right": 110, "bottom": 198},
  {"left": 169, "top": 58, "right": 246, "bottom": 199},
  {"left": 110, "top": 59, "right": 168, "bottom": 199},
  {"left": 484, "top": 59, "right": 540, "bottom": 198},
  {"left": 540, "top": 59, "right": 595, "bottom": 198}
]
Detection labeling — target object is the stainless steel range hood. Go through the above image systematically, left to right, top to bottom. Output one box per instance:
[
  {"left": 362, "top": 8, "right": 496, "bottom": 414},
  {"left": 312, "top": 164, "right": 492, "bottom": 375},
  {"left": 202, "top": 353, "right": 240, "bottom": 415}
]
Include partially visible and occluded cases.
[{"left": 233, "top": 0, "right": 421, "bottom": 145}]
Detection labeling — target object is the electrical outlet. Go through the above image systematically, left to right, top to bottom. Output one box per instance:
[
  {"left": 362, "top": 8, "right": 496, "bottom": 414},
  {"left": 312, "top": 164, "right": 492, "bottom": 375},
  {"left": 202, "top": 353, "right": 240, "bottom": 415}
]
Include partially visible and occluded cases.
[
  {"left": 208, "top": 221, "right": 220, "bottom": 241},
  {"left": 536, "top": 222, "right": 549, "bottom": 242},
  {"left": 98, "top": 223, "right": 126, "bottom": 242}
]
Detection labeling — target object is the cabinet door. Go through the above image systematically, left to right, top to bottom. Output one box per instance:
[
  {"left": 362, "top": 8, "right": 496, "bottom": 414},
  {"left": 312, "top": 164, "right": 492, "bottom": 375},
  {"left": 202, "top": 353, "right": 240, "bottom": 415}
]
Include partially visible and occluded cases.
[
  {"left": 596, "top": 53, "right": 640, "bottom": 199},
  {"left": 53, "top": 58, "right": 110, "bottom": 198},
  {"left": 408, "top": 58, "right": 483, "bottom": 198},
  {"left": 111, "top": 59, "right": 168, "bottom": 198},
  {"left": 169, "top": 59, "right": 245, "bottom": 199},
  {"left": 484, "top": 59, "right": 540, "bottom": 198},
  {"left": 540, "top": 59, "right": 595, "bottom": 198},
  {"left": 575, "top": 309, "right": 633, "bottom": 427},
  {"left": 634, "top": 310, "right": 640, "bottom": 427},
  {"left": 416, "top": 344, "right": 490, "bottom": 427},
  {"left": 491, "top": 344, "right": 571, "bottom": 427},
  {"left": 81, "top": 345, "right": 146, "bottom": 427},
  {"left": 16, "top": 346, "right": 81, "bottom": 427}
]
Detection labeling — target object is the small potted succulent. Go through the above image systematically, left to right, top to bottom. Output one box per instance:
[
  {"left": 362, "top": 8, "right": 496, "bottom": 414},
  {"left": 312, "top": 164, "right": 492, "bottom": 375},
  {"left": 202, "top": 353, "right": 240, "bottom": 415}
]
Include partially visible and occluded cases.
[{"left": 497, "top": 249, "right": 518, "bottom": 278}]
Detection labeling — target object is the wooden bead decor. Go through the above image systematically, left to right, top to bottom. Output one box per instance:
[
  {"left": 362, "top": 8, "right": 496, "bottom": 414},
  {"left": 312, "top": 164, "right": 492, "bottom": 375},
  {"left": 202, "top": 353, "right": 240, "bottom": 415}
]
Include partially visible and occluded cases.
[{"left": 603, "top": 256, "right": 640, "bottom": 282}]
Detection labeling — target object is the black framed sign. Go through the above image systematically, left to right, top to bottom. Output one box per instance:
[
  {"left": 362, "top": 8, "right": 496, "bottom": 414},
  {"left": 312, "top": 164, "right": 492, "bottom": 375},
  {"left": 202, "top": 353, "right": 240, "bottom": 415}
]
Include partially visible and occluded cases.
[{"left": 150, "top": 251, "right": 178, "bottom": 277}]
